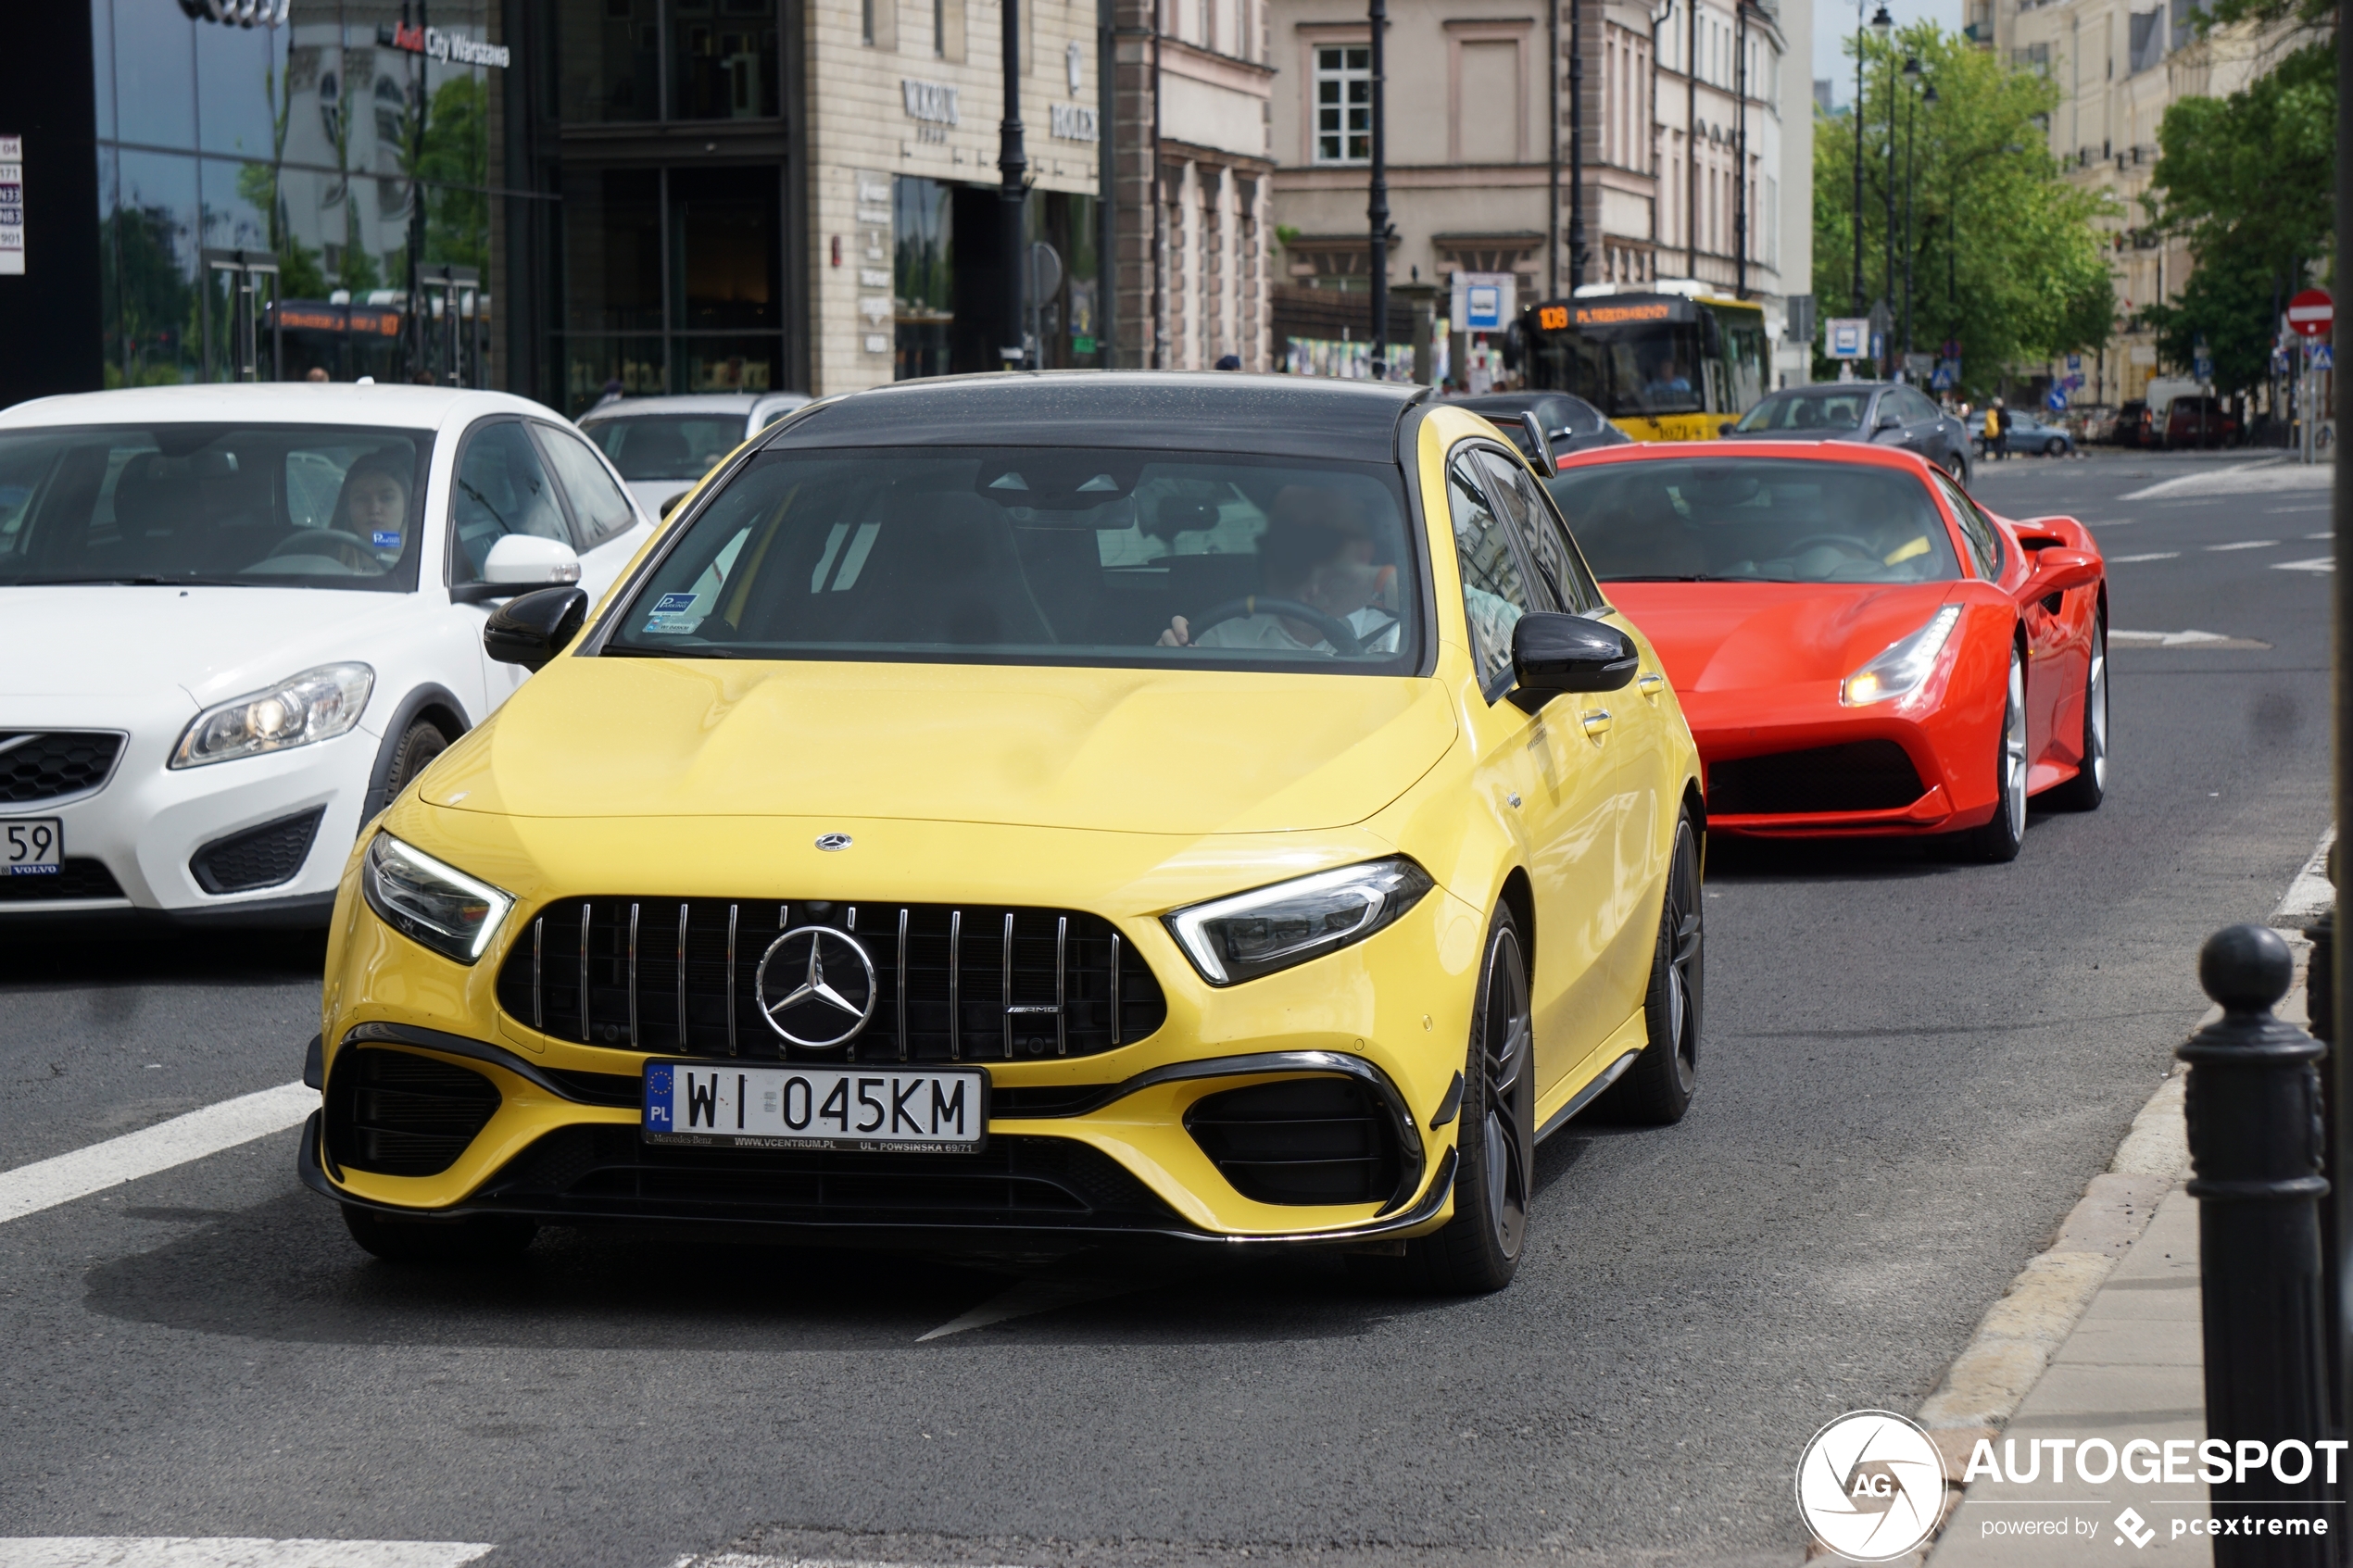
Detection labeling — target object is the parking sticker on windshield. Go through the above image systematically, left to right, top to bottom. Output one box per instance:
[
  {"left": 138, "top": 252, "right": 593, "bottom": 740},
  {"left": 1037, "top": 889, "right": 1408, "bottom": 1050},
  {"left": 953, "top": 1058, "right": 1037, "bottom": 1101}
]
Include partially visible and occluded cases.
[
  {"left": 371, "top": 530, "right": 401, "bottom": 549},
  {"left": 644, "top": 590, "right": 711, "bottom": 634}
]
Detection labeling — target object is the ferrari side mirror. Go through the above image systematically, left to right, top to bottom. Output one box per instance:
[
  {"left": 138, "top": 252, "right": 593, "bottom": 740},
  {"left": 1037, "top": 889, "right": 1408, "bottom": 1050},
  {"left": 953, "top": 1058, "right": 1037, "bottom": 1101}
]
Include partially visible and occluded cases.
[{"left": 2021, "top": 547, "right": 2100, "bottom": 602}]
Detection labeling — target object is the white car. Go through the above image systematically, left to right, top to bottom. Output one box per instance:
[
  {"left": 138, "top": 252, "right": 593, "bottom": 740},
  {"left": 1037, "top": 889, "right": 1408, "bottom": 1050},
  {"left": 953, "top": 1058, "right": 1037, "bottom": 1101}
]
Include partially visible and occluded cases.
[
  {"left": 0, "top": 383, "right": 655, "bottom": 924},
  {"left": 577, "top": 392, "right": 812, "bottom": 519}
]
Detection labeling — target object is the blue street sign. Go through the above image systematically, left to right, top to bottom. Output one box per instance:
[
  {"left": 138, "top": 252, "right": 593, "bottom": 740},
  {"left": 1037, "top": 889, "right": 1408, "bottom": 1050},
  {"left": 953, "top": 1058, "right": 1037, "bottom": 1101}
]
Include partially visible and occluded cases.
[
  {"left": 2314, "top": 344, "right": 2335, "bottom": 371},
  {"left": 2066, "top": 355, "right": 2082, "bottom": 373},
  {"left": 2194, "top": 357, "right": 2214, "bottom": 381},
  {"left": 1931, "top": 364, "right": 1957, "bottom": 390},
  {"left": 2045, "top": 389, "right": 2068, "bottom": 412}
]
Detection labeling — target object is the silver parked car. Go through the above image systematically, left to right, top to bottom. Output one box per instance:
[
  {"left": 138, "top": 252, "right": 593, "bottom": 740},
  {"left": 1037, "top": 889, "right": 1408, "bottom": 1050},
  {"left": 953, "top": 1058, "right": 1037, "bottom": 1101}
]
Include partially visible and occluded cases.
[{"left": 577, "top": 392, "right": 812, "bottom": 518}]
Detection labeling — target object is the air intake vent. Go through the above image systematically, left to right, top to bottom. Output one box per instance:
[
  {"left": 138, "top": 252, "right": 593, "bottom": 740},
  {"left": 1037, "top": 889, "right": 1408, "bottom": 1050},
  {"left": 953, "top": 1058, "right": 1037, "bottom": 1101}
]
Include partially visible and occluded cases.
[
  {"left": 0, "top": 731, "right": 126, "bottom": 804},
  {"left": 1706, "top": 740, "right": 1925, "bottom": 815},
  {"left": 190, "top": 807, "right": 326, "bottom": 894},
  {"left": 495, "top": 897, "right": 1167, "bottom": 1062},
  {"left": 325, "top": 1047, "right": 501, "bottom": 1177},
  {"left": 1185, "top": 1076, "right": 1403, "bottom": 1206}
]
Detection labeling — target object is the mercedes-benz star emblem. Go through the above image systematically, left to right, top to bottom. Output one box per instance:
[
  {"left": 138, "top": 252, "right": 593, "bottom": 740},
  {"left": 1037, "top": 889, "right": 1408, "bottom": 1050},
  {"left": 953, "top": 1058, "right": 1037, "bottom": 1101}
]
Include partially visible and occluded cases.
[
  {"left": 814, "top": 833, "right": 852, "bottom": 851},
  {"left": 753, "top": 926, "right": 878, "bottom": 1048}
]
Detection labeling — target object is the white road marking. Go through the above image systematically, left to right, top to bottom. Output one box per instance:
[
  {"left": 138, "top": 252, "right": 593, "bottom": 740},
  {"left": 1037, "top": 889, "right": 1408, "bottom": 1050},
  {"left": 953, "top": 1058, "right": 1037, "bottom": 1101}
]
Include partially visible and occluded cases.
[
  {"left": 2121, "top": 460, "right": 2322, "bottom": 500},
  {"left": 2268, "top": 503, "right": 2329, "bottom": 512},
  {"left": 2310, "top": 533, "right": 2335, "bottom": 540},
  {"left": 2203, "top": 539, "right": 2278, "bottom": 550},
  {"left": 2108, "top": 551, "right": 2181, "bottom": 563},
  {"left": 2274, "top": 557, "right": 2336, "bottom": 572},
  {"left": 2108, "top": 629, "right": 2271, "bottom": 649},
  {"left": 0, "top": 1083, "right": 315, "bottom": 1226},
  {"left": 0, "top": 1542, "right": 493, "bottom": 1568},
  {"left": 670, "top": 1558, "right": 1026, "bottom": 1568}
]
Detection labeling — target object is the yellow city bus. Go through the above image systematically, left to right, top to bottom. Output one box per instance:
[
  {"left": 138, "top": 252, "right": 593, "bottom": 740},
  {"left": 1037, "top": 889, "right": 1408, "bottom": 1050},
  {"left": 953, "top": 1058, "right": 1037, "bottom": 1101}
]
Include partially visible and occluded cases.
[{"left": 1511, "top": 291, "right": 1770, "bottom": 441}]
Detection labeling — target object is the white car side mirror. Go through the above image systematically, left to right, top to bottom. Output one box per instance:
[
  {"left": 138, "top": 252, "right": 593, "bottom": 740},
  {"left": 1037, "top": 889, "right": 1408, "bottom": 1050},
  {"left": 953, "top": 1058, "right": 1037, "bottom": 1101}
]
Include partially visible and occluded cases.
[{"left": 482, "top": 533, "right": 583, "bottom": 587}]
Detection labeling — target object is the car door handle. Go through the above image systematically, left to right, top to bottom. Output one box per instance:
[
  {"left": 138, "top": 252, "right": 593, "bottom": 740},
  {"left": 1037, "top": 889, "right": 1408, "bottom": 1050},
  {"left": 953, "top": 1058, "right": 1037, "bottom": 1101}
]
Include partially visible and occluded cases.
[
  {"left": 1637, "top": 672, "right": 1665, "bottom": 700},
  {"left": 1581, "top": 708, "right": 1614, "bottom": 737}
]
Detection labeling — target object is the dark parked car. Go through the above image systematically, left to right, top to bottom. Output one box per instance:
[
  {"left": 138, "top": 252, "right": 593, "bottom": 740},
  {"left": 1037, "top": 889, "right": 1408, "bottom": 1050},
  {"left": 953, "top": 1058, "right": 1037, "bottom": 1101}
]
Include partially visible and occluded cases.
[
  {"left": 1721, "top": 382, "right": 1973, "bottom": 483},
  {"left": 1457, "top": 391, "right": 1632, "bottom": 469},
  {"left": 2161, "top": 395, "right": 2241, "bottom": 449},
  {"left": 2112, "top": 400, "right": 2153, "bottom": 447}
]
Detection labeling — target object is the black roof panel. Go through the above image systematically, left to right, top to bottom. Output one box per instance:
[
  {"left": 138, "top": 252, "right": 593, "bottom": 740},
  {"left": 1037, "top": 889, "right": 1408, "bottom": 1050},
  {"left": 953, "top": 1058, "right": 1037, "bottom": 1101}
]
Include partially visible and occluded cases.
[{"left": 768, "top": 371, "right": 1427, "bottom": 462}]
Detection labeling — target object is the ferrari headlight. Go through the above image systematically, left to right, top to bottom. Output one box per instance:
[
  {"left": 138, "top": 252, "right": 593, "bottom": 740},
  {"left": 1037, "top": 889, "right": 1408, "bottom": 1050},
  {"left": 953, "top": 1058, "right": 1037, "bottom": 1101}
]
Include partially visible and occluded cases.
[
  {"left": 1841, "top": 606, "right": 1962, "bottom": 708},
  {"left": 170, "top": 662, "right": 375, "bottom": 768},
  {"left": 361, "top": 834, "right": 513, "bottom": 964},
  {"left": 1164, "top": 858, "right": 1435, "bottom": 986}
]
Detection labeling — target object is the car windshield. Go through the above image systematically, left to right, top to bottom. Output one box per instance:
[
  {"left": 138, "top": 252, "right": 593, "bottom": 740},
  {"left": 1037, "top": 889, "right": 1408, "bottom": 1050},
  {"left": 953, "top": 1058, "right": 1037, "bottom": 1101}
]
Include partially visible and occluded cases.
[
  {"left": 1730, "top": 390, "right": 1872, "bottom": 433},
  {"left": 582, "top": 414, "right": 747, "bottom": 481},
  {"left": 0, "top": 424, "right": 431, "bottom": 591},
  {"left": 605, "top": 446, "right": 1422, "bottom": 672},
  {"left": 1545, "top": 458, "right": 1962, "bottom": 584}
]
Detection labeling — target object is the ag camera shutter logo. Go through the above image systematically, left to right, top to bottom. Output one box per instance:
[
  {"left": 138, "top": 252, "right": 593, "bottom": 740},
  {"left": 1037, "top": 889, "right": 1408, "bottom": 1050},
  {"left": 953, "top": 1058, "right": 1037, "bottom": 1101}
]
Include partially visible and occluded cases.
[{"left": 1795, "top": 1410, "right": 1945, "bottom": 1561}]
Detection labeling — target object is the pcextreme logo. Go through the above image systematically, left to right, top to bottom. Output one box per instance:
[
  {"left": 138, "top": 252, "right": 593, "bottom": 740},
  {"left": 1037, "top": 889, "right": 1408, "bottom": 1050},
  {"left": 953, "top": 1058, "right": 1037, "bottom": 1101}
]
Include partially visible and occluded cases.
[{"left": 1796, "top": 1410, "right": 1946, "bottom": 1562}]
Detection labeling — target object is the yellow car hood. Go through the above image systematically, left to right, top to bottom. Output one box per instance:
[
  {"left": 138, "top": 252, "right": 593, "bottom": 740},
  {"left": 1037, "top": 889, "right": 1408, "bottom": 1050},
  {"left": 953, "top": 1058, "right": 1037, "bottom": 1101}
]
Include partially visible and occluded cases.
[{"left": 431, "top": 657, "right": 1458, "bottom": 835}]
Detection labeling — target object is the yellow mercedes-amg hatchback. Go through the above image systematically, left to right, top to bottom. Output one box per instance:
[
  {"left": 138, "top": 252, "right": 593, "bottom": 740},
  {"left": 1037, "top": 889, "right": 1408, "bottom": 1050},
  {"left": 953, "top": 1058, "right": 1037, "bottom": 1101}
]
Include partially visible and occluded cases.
[{"left": 302, "top": 372, "right": 1705, "bottom": 1292}]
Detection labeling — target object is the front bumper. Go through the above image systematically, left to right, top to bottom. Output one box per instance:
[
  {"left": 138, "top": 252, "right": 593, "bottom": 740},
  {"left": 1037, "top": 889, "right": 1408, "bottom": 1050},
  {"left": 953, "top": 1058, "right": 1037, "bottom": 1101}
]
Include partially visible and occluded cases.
[{"left": 1681, "top": 687, "right": 1994, "bottom": 840}]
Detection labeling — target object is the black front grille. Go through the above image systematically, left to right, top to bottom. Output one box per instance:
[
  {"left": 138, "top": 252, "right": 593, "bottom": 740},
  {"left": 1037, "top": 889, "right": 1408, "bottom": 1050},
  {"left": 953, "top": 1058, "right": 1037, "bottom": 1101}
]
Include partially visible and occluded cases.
[
  {"left": 0, "top": 731, "right": 124, "bottom": 804},
  {"left": 1707, "top": 741, "right": 1926, "bottom": 815},
  {"left": 189, "top": 807, "right": 326, "bottom": 895},
  {"left": 0, "top": 858, "right": 126, "bottom": 902},
  {"left": 496, "top": 897, "right": 1168, "bottom": 1063},
  {"left": 324, "top": 1047, "right": 502, "bottom": 1176},
  {"left": 1185, "top": 1077, "right": 1403, "bottom": 1206},
  {"left": 471, "top": 1123, "right": 1181, "bottom": 1229}
]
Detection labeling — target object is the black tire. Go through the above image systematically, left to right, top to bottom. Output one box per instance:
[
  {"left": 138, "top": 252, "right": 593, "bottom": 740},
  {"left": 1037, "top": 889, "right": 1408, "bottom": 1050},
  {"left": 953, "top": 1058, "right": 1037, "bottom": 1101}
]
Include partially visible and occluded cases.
[
  {"left": 2045, "top": 438, "right": 2065, "bottom": 457},
  {"left": 1944, "top": 453, "right": 1971, "bottom": 487},
  {"left": 2045, "top": 615, "right": 2108, "bottom": 811},
  {"left": 1957, "top": 644, "right": 2028, "bottom": 862},
  {"left": 383, "top": 718, "right": 450, "bottom": 798},
  {"left": 1598, "top": 810, "right": 1704, "bottom": 1125},
  {"left": 1392, "top": 906, "right": 1533, "bottom": 1295},
  {"left": 342, "top": 1204, "right": 537, "bottom": 1265}
]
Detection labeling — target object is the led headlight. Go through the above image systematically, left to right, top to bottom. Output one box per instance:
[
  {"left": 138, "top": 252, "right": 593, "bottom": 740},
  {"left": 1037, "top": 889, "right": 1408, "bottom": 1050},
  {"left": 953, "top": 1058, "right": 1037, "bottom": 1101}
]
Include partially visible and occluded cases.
[
  {"left": 1841, "top": 605, "right": 1962, "bottom": 708},
  {"left": 170, "top": 662, "right": 375, "bottom": 768},
  {"left": 361, "top": 834, "right": 514, "bottom": 964},
  {"left": 1164, "top": 858, "right": 1435, "bottom": 986}
]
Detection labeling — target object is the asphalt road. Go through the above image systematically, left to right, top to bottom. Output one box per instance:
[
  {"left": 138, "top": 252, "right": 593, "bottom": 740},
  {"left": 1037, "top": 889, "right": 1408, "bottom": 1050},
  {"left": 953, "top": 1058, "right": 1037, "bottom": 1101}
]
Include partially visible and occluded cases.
[{"left": 0, "top": 447, "right": 2334, "bottom": 1568}]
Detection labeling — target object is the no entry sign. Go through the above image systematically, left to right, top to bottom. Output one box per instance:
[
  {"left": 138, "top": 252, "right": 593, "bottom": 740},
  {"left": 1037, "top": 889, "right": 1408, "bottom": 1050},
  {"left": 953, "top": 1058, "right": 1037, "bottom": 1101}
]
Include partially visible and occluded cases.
[{"left": 2287, "top": 289, "right": 2333, "bottom": 337}]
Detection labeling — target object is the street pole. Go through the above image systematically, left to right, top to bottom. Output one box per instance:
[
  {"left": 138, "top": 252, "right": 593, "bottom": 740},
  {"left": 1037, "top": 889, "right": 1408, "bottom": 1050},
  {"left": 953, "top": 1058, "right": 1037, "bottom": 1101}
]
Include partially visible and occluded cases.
[
  {"left": 999, "top": 0, "right": 1029, "bottom": 369},
  {"left": 1367, "top": 0, "right": 1390, "bottom": 381},
  {"left": 1549, "top": 0, "right": 1561, "bottom": 297},
  {"left": 1567, "top": 0, "right": 1586, "bottom": 292},
  {"left": 2331, "top": 0, "right": 2352, "bottom": 1525},
  {"left": 1850, "top": 2, "right": 1869, "bottom": 314},
  {"left": 1901, "top": 66, "right": 1919, "bottom": 362}
]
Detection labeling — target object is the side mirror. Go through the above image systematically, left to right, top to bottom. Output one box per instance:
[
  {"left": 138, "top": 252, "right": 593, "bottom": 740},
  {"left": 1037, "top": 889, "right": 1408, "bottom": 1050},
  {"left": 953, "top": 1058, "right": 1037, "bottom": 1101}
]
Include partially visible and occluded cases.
[
  {"left": 1875, "top": 410, "right": 1905, "bottom": 433},
  {"left": 1517, "top": 411, "right": 1556, "bottom": 474},
  {"left": 483, "top": 533, "right": 582, "bottom": 587},
  {"left": 2022, "top": 546, "right": 2101, "bottom": 602},
  {"left": 484, "top": 585, "right": 590, "bottom": 671},
  {"left": 1507, "top": 612, "right": 1640, "bottom": 711}
]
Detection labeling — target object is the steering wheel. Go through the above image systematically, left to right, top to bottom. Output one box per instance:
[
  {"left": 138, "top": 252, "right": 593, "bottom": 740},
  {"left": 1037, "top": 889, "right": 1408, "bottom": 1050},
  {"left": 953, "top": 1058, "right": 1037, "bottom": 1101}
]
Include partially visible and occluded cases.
[
  {"left": 263, "top": 528, "right": 377, "bottom": 572},
  {"left": 1783, "top": 534, "right": 1880, "bottom": 559},
  {"left": 1189, "top": 596, "right": 1364, "bottom": 656}
]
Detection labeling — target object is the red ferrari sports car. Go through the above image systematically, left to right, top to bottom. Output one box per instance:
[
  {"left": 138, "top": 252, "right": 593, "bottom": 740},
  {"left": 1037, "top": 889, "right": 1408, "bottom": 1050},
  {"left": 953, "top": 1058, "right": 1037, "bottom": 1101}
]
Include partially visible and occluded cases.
[{"left": 1544, "top": 440, "right": 2106, "bottom": 859}]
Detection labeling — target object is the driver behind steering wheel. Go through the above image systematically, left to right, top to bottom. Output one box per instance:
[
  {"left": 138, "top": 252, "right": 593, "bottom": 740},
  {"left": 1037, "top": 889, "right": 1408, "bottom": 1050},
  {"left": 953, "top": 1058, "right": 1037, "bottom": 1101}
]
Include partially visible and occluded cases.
[
  {"left": 327, "top": 450, "right": 413, "bottom": 570},
  {"left": 1157, "top": 487, "right": 1400, "bottom": 655}
]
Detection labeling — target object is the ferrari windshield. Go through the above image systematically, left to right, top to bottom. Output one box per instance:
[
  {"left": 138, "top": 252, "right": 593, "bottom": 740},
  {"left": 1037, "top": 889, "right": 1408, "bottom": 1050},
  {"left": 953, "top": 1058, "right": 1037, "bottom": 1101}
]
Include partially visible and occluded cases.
[
  {"left": 1730, "top": 388, "right": 1873, "bottom": 433},
  {"left": 0, "top": 424, "right": 432, "bottom": 591},
  {"left": 605, "top": 446, "right": 1421, "bottom": 672},
  {"left": 1545, "top": 458, "right": 1963, "bottom": 584}
]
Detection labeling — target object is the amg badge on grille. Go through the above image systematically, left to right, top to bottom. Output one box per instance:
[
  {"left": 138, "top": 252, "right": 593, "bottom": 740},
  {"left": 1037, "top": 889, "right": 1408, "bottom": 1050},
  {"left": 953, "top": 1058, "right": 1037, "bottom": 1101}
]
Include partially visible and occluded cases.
[
  {"left": 814, "top": 833, "right": 852, "bottom": 851},
  {"left": 754, "top": 925, "right": 878, "bottom": 1047}
]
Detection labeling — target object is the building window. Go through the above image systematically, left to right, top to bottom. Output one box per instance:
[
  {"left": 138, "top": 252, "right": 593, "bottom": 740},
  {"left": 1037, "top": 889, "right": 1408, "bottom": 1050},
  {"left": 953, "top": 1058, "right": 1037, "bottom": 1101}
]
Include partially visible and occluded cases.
[{"left": 1314, "top": 45, "right": 1372, "bottom": 164}]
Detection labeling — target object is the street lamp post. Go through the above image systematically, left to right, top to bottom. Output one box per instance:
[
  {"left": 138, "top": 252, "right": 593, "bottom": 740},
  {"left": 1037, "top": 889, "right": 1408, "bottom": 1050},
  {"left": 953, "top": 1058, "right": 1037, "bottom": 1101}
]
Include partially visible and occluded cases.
[
  {"left": 999, "top": 0, "right": 1029, "bottom": 369},
  {"left": 1368, "top": 0, "right": 1390, "bottom": 381},
  {"left": 1850, "top": 3, "right": 1887, "bottom": 314},
  {"left": 1901, "top": 62, "right": 1925, "bottom": 363}
]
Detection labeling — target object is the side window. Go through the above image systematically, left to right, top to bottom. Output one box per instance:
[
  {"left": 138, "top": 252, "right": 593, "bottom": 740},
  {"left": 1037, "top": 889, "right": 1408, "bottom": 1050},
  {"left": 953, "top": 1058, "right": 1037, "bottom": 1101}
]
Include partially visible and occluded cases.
[
  {"left": 1901, "top": 388, "right": 1941, "bottom": 423},
  {"left": 449, "top": 420, "right": 571, "bottom": 584},
  {"left": 532, "top": 422, "right": 638, "bottom": 548},
  {"left": 1473, "top": 448, "right": 1601, "bottom": 614},
  {"left": 1447, "top": 455, "right": 1540, "bottom": 696},
  {"left": 1931, "top": 471, "right": 2003, "bottom": 579}
]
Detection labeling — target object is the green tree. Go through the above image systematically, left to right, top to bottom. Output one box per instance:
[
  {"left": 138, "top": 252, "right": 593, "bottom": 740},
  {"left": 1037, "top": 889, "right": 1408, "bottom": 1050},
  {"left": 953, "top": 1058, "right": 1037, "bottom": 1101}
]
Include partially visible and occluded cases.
[
  {"left": 1812, "top": 23, "right": 2117, "bottom": 398},
  {"left": 2141, "top": 40, "right": 2333, "bottom": 395},
  {"left": 416, "top": 73, "right": 489, "bottom": 271}
]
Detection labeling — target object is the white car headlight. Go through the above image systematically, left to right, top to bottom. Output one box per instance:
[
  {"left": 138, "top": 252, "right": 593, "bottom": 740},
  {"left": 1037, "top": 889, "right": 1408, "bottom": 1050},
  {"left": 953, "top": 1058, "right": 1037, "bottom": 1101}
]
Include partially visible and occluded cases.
[
  {"left": 1841, "top": 606, "right": 1962, "bottom": 708},
  {"left": 170, "top": 662, "right": 375, "bottom": 768},
  {"left": 360, "top": 834, "right": 514, "bottom": 964},
  {"left": 1164, "top": 858, "right": 1435, "bottom": 986}
]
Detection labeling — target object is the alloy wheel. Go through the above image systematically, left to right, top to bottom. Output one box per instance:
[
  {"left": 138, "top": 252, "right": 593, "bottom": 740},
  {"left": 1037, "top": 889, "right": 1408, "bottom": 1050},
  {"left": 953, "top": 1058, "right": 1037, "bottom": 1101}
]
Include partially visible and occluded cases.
[
  {"left": 2084, "top": 637, "right": 2108, "bottom": 791},
  {"left": 2000, "top": 653, "right": 2029, "bottom": 839},
  {"left": 1661, "top": 824, "right": 1702, "bottom": 1095},
  {"left": 1479, "top": 929, "right": 1531, "bottom": 1261}
]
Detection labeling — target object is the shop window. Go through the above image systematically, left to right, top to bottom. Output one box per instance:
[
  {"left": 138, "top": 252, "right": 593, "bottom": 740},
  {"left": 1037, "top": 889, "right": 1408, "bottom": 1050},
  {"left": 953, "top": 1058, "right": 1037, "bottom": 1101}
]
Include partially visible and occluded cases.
[{"left": 672, "top": 0, "right": 780, "bottom": 119}]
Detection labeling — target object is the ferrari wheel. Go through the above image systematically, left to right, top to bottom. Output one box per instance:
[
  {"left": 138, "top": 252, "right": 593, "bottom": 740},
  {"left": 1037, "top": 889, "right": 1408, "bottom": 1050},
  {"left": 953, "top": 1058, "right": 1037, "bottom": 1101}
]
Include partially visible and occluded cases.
[
  {"left": 2045, "top": 615, "right": 2108, "bottom": 811},
  {"left": 1959, "top": 645, "right": 2029, "bottom": 862},
  {"left": 1600, "top": 809, "right": 1702, "bottom": 1125},
  {"left": 1396, "top": 906, "right": 1532, "bottom": 1295},
  {"left": 342, "top": 1204, "right": 537, "bottom": 1265}
]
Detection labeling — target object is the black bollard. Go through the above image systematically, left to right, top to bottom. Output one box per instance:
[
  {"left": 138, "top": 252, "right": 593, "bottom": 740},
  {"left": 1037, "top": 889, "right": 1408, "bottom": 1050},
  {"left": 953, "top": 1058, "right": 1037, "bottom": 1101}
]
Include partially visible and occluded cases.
[{"left": 2180, "top": 923, "right": 2335, "bottom": 1566}]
